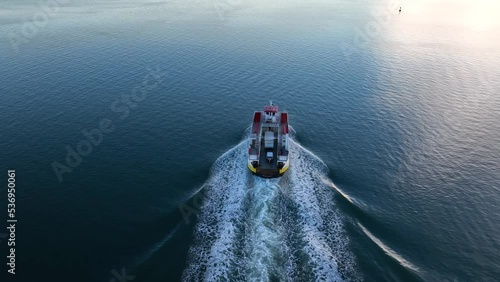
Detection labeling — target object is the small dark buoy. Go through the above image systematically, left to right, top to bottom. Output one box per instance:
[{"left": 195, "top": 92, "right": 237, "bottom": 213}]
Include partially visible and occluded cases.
[{"left": 399, "top": 7, "right": 402, "bottom": 13}]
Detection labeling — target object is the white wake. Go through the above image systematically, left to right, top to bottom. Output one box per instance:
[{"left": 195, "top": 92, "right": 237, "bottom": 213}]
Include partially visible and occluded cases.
[{"left": 182, "top": 139, "right": 359, "bottom": 281}]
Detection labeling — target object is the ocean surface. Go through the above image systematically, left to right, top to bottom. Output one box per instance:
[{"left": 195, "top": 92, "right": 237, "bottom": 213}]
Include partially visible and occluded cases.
[{"left": 1, "top": 0, "right": 499, "bottom": 281}]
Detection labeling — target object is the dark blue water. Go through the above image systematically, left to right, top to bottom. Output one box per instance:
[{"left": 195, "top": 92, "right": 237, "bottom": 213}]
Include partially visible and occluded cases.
[{"left": 1, "top": 0, "right": 499, "bottom": 281}]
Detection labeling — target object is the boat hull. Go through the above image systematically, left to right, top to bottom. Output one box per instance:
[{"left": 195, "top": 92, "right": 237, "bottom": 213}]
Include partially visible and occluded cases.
[
  {"left": 247, "top": 103, "right": 290, "bottom": 178},
  {"left": 247, "top": 158, "right": 290, "bottom": 178}
]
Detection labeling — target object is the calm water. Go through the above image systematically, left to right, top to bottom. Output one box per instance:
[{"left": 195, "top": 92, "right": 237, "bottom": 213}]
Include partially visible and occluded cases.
[{"left": 1, "top": 0, "right": 499, "bottom": 281}]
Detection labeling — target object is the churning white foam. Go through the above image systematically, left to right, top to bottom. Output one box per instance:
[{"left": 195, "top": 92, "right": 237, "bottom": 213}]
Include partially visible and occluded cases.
[
  {"left": 182, "top": 139, "right": 359, "bottom": 281},
  {"left": 281, "top": 140, "right": 359, "bottom": 281},
  {"left": 182, "top": 141, "right": 250, "bottom": 281},
  {"left": 244, "top": 178, "right": 287, "bottom": 281}
]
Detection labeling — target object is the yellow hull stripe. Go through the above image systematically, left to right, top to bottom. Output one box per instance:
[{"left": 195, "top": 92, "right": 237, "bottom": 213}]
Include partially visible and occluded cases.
[
  {"left": 279, "top": 162, "right": 290, "bottom": 174},
  {"left": 248, "top": 163, "right": 257, "bottom": 173}
]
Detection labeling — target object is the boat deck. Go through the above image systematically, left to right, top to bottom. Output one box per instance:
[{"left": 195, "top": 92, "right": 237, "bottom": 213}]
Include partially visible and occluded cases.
[
  {"left": 249, "top": 105, "right": 289, "bottom": 178},
  {"left": 256, "top": 139, "right": 279, "bottom": 177}
]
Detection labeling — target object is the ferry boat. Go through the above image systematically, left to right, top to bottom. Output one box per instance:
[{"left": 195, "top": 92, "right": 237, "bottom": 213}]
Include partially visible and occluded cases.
[{"left": 247, "top": 102, "right": 290, "bottom": 178}]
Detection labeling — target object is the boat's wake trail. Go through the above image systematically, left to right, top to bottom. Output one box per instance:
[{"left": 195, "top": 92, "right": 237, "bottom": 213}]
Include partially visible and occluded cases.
[{"left": 182, "top": 140, "right": 359, "bottom": 281}]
